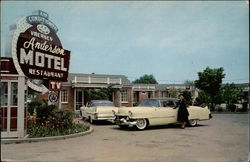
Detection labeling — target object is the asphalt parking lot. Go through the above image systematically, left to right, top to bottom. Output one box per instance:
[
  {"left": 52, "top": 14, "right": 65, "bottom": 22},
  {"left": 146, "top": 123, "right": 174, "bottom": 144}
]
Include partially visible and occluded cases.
[{"left": 1, "top": 114, "right": 249, "bottom": 162}]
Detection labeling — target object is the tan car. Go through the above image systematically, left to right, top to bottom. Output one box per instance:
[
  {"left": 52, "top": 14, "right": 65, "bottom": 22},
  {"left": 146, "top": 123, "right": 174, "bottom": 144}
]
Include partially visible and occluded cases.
[
  {"left": 115, "top": 98, "right": 212, "bottom": 130},
  {"left": 80, "top": 100, "right": 118, "bottom": 123}
]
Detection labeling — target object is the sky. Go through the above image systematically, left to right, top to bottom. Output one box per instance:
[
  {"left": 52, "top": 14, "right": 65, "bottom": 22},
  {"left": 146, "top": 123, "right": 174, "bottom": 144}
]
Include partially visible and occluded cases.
[{"left": 1, "top": 1, "right": 249, "bottom": 84}]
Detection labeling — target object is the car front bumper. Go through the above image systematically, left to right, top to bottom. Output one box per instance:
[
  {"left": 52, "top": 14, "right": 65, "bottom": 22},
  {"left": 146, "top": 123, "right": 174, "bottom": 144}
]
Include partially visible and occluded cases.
[
  {"left": 92, "top": 115, "right": 116, "bottom": 122},
  {"left": 115, "top": 117, "right": 137, "bottom": 126}
]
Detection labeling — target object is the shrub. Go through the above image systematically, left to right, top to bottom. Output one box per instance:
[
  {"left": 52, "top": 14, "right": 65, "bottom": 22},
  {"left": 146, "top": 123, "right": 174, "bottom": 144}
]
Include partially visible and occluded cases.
[
  {"left": 28, "top": 98, "right": 42, "bottom": 115},
  {"left": 27, "top": 102, "right": 89, "bottom": 138},
  {"left": 239, "top": 102, "right": 248, "bottom": 112},
  {"left": 36, "top": 104, "right": 57, "bottom": 121},
  {"left": 229, "top": 104, "right": 236, "bottom": 112},
  {"left": 217, "top": 107, "right": 223, "bottom": 112},
  {"left": 27, "top": 120, "right": 89, "bottom": 137}
]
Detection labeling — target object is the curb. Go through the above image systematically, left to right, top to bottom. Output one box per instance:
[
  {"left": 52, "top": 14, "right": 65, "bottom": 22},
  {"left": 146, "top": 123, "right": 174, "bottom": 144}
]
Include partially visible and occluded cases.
[
  {"left": 211, "top": 112, "right": 248, "bottom": 114},
  {"left": 1, "top": 127, "right": 94, "bottom": 144}
]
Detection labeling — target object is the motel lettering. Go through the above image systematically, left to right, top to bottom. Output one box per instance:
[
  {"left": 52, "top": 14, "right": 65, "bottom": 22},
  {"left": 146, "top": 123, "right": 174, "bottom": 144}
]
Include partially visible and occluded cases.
[{"left": 20, "top": 48, "right": 67, "bottom": 71}]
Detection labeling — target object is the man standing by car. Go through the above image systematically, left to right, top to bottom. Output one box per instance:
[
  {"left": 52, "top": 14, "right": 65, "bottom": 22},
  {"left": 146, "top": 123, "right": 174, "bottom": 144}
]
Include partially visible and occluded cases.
[{"left": 174, "top": 94, "right": 189, "bottom": 129}]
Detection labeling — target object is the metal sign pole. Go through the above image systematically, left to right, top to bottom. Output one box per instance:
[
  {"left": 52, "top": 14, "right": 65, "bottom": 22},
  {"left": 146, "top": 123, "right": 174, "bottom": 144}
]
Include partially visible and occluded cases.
[{"left": 58, "top": 91, "right": 62, "bottom": 110}]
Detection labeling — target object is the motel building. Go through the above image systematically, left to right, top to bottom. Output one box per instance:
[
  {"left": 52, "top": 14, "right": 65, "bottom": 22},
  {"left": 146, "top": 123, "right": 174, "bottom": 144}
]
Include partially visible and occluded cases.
[
  {"left": 0, "top": 57, "right": 197, "bottom": 136},
  {"left": 0, "top": 58, "right": 198, "bottom": 138},
  {"left": 56, "top": 73, "right": 198, "bottom": 113}
]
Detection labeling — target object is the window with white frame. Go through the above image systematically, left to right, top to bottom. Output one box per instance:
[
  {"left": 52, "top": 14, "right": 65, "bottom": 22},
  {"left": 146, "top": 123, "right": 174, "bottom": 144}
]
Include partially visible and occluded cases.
[
  {"left": 1, "top": 82, "right": 8, "bottom": 106},
  {"left": 11, "top": 82, "right": 18, "bottom": 106},
  {"left": 61, "top": 89, "right": 68, "bottom": 103},
  {"left": 121, "top": 90, "right": 128, "bottom": 103}
]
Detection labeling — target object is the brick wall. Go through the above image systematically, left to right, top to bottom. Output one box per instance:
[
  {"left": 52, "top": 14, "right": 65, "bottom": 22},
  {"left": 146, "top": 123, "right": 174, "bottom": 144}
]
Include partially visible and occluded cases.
[
  {"left": 61, "top": 86, "right": 74, "bottom": 111},
  {"left": 114, "top": 90, "right": 121, "bottom": 107},
  {"left": 139, "top": 91, "right": 149, "bottom": 101},
  {"left": 155, "top": 91, "right": 161, "bottom": 98}
]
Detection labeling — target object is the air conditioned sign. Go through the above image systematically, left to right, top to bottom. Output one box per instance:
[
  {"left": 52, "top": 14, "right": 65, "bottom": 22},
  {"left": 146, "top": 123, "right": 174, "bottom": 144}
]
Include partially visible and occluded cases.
[{"left": 12, "top": 10, "right": 70, "bottom": 92}]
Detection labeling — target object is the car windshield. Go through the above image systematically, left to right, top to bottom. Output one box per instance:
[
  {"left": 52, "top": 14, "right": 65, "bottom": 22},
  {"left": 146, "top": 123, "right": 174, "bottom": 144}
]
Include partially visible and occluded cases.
[
  {"left": 138, "top": 99, "right": 159, "bottom": 107},
  {"left": 161, "top": 100, "right": 176, "bottom": 108},
  {"left": 89, "top": 101, "right": 114, "bottom": 107}
]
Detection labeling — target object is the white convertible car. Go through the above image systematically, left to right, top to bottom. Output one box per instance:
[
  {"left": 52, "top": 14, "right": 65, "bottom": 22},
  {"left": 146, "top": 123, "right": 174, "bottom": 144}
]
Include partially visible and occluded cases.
[
  {"left": 114, "top": 98, "right": 212, "bottom": 130},
  {"left": 80, "top": 100, "right": 118, "bottom": 123}
]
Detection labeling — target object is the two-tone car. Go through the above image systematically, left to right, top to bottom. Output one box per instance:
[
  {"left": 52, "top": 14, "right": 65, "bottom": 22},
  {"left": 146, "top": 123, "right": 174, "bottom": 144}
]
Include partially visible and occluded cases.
[
  {"left": 114, "top": 98, "right": 212, "bottom": 130},
  {"left": 80, "top": 100, "right": 118, "bottom": 123}
]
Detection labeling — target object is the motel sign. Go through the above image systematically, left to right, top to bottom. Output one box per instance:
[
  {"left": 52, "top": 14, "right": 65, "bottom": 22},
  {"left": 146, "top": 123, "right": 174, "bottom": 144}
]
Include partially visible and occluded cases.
[{"left": 1, "top": 10, "right": 71, "bottom": 138}]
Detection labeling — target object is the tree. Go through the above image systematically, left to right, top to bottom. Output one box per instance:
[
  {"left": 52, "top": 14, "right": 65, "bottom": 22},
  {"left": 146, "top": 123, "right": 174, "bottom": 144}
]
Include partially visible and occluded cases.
[
  {"left": 194, "top": 67, "right": 225, "bottom": 111},
  {"left": 132, "top": 74, "right": 158, "bottom": 84},
  {"left": 184, "top": 80, "right": 195, "bottom": 87},
  {"left": 221, "top": 83, "right": 243, "bottom": 110},
  {"left": 86, "top": 87, "right": 118, "bottom": 102},
  {"left": 169, "top": 88, "right": 179, "bottom": 98},
  {"left": 182, "top": 90, "right": 192, "bottom": 105},
  {"left": 194, "top": 90, "right": 211, "bottom": 107}
]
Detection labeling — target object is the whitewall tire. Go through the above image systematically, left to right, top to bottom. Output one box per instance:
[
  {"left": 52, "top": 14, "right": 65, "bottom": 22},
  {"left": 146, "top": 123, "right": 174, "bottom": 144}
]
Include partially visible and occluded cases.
[
  {"left": 135, "top": 118, "right": 147, "bottom": 130},
  {"left": 189, "top": 119, "right": 198, "bottom": 127}
]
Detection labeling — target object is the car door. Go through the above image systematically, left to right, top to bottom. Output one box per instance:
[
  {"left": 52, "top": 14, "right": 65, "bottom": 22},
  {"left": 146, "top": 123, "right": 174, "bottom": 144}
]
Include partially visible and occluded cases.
[{"left": 153, "top": 100, "right": 178, "bottom": 125}]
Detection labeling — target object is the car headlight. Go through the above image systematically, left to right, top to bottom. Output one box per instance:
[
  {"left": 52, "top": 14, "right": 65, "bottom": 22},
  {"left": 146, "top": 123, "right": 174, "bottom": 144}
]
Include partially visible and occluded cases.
[
  {"left": 112, "top": 110, "right": 116, "bottom": 115},
  {"left": 128, "top": 111, "right": 133, "bottom": 117}
]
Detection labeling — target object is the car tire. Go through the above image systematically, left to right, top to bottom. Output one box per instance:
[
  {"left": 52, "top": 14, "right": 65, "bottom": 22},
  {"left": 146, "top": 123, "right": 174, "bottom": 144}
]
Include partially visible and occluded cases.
[
  {"left": 135, "top": 118, "right": 147, "bottom": 130},
  {"left": 188, "top": 119, "right": 198, "bottom": 127}
]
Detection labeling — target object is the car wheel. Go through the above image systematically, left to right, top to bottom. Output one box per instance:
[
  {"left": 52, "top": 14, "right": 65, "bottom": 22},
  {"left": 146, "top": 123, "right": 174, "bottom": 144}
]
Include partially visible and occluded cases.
[
  {"left": 135, "top": 118, "right": 147, "bottom": 130},
  {"left": 188, "top": 119, "right": 198, "bottom": 127},
  {"left": 119, "top": 125, "right": 129, "bottom": 129}
]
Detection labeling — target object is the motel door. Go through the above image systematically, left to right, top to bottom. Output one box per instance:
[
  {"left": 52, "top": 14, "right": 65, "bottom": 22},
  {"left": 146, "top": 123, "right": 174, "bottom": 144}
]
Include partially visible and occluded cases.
[{"left": 75, "top": 89, "right": 84, "bottom": 111}]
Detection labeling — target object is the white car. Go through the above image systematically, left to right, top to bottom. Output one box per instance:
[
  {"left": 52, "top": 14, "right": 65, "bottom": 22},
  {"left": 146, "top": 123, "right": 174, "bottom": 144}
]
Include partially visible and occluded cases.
[
  {"left": 115, "top": 98, "right": 212, "bottom": 130},
  {"left": 80, "top": 100, "right": 118, "bottom": 123}
]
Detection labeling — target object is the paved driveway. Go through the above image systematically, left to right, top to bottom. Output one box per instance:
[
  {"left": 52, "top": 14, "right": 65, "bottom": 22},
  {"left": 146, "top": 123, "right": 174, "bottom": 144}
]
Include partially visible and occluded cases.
[{"left": 2, "top": 114, "right": 248, "bottom": 162}]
